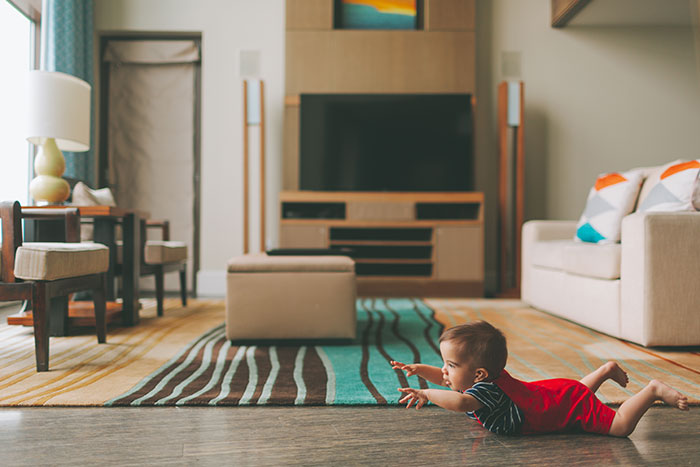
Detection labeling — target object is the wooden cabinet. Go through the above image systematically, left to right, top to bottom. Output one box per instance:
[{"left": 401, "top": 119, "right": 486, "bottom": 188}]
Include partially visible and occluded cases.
[{"left": 279, "top": 191, "right": 484, "bottom": 297}]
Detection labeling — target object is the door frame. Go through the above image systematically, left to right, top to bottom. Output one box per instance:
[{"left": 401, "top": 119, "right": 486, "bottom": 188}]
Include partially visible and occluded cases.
[{"left": 98, "top": 32, "right": 202, "bottom": 296}]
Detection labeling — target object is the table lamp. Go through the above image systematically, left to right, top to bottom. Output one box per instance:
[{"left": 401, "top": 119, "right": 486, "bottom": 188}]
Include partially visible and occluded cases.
[{"left": 26, "top": 70, "right": 91, "bottom": 204}]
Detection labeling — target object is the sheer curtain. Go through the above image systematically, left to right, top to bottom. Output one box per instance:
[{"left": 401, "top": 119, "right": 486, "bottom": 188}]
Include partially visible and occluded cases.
[
  {"left": 0, "top": 0, "right": 36, "bottom": 205},
  {"left": 103, "top": 40, "right": 200, "bottom": 292}
]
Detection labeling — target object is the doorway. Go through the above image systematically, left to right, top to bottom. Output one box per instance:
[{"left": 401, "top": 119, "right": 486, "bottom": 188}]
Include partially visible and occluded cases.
[{"left": 99, "top": 35, "right": 201, "bottom": 295}]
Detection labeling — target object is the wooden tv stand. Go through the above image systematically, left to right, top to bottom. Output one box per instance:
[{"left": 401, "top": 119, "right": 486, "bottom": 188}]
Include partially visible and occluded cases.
[{"left": 279, "top": 191, "right": 484, "bottom": 297}]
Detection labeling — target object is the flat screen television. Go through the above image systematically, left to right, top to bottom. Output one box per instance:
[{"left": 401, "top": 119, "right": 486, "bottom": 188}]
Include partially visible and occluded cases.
[{"left": 299, "top": 93, "right": 474, "bottom": 192}]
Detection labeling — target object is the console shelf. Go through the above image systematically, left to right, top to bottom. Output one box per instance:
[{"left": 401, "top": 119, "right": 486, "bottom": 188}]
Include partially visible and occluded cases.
[{"left": 279, "top": 191, "right": 484, "bottom": 297}]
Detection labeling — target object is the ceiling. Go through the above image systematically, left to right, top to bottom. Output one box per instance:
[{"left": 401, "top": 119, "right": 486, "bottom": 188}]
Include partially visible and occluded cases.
[{"left": 568, "top": 0, "right": 695, "bottom": 26}]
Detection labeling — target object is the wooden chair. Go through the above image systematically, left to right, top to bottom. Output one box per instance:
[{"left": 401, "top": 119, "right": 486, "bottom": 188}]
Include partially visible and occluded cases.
[
  {"left": 0, "top": 201, "right": 109, "bottom": 371},
  {"left": 116, "top": 219, "right": 187, "bottom": 317},
  {"left": 142, "top": 219, "right": 187, "bottom": 316}
]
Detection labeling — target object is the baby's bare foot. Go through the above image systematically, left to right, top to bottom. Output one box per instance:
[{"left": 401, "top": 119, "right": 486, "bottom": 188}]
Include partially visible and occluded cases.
[
  {"left": 605, "top": 361, "right": 629, "bottom": 388},
  {"left": 650, "top": 379, "right": 689, "bottom": 411}
]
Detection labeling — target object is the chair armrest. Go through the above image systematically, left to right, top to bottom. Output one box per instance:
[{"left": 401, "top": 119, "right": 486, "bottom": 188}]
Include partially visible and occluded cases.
[
  {"left": 0, "top": 201, "right": 22, "bottom": 282},
  {"left": 0, "top": 203, "right": 81, "bottom": 282},
  {"left": 21, "top": 207, "right": 81, "bottom": 242},
  {"left": 620, "top": 211, "right": 700, "bottom": 345},
  {"left": 145, "top": 220, "right": 170, "bottom": 241},
  {"left": 520, "top": 220, "right": 577, "bottom": 303}
]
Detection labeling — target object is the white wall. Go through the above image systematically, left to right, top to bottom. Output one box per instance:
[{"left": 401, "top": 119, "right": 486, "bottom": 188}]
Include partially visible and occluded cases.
[
  {"left": 94, "top": 0, "right": 285, "bottom": 296},
  {"left": 94, "top": 0, "right": 700, "bottom": 297},
  {"left": 476, "top": 0, "right": 700, "bottom": 293}
]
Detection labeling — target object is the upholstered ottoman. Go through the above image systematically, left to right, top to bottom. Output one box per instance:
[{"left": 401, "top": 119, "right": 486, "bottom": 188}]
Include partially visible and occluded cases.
[{"left": 226, "top": 254, "right": 356, "bottom": 341}]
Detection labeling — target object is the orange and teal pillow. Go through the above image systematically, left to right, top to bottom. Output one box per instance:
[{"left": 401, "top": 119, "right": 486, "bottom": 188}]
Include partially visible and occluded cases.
[
  {"left": 636, "top": 159, "right": 700, "bottom": 212},
  {"left": 575, "top": 170, "right": 644, "bottom": 244}
]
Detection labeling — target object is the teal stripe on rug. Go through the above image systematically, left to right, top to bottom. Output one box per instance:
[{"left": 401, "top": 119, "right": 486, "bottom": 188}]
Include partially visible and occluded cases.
[{"left": 323, "top": 298, "right": 444, "bottom": 405}]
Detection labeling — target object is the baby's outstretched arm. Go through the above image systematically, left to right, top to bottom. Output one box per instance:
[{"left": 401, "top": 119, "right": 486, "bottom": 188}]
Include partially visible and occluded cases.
[
  {"left": 390, "top": 360, "right": 446, "bottom": 386},
  {"left": 398, "top": 387, "right": 484, "bottom": 413}
]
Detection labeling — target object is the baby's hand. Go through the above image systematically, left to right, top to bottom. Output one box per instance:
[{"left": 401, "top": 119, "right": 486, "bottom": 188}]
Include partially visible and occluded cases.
[
  {"left": 391, "top": 360, "right": 419, "bottom": 377},
  {"left": 398, "top": 387, "right": 428, "bottom": 409}
]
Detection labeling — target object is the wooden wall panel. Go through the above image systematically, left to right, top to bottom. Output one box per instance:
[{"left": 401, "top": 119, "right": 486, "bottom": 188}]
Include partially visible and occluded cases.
[
  {"left": 286, "top": 0, "right": 333, "bottom": 30},
  {"left": 426, "top": 0, "right": 475, "bottom": 31},
  {"left": 286, "top": 31, "right": 475, "bottom": 94},
  {"left": 285, "top": 32, "right": 336, "bottom": 93},
  {"left": 283, "top": 104, "right": 300, "bottom": 190}
]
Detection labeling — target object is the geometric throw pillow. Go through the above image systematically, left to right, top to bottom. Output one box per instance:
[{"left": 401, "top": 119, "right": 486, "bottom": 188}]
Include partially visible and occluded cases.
[
  {"left": 636, "top": 159, "right": 700, "bottom": 212},
  {"left": 693, "top": 169, "right": 700, "bottom": 211},
  {"left": 575, "top": 170, "right": 644, "bottom": 244}
]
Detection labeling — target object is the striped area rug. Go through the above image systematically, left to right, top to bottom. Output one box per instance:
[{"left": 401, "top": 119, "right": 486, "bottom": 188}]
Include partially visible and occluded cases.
[
  {"left": 106, "top": 298, "right": 446, "bottom": 406},
  {"left": 107, "top": 298, "right": 700, "bottom": 407},
  {"left": 0, "top": 299, "right": 698, "bottom": 406}
]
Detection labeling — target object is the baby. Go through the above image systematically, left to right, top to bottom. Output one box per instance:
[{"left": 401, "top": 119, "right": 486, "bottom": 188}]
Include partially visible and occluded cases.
[{"left": 391, "top": 320, "right": 688, "bottom": 436}]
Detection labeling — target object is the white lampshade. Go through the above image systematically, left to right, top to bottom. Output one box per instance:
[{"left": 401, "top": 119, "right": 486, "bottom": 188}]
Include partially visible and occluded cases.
[{"left": 26, "top": 70, "right": 91, "bottom": 151}]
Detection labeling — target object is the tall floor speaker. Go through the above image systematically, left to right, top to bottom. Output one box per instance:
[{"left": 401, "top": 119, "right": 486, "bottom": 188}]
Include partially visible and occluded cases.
[
  {"left": 243, "top": 79, "right": 266, "bottom": 253},
  {"left": 498, "top": 81, "right": 524, "bottom": 297}
]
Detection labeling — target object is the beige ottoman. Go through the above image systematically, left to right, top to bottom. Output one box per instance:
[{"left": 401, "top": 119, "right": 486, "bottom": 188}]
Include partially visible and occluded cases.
[{"left": 226, "top": 254, "right": 356, "bottom": 340}]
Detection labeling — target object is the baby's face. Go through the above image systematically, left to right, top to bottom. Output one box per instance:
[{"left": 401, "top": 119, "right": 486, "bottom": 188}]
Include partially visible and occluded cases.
[{"left": 439, "top": 340, "right": 480, "bottom": 393}]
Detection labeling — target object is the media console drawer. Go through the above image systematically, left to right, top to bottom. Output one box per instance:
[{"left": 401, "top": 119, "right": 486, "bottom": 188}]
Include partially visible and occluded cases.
[
  {"left": 278, "top": 191, "right": 484, "bottom": 297},
  {"left": 346, "top": 201, "right": 413, "bottom": 222}
]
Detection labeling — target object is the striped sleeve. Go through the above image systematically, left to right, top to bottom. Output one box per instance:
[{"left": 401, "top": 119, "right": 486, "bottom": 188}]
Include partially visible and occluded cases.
[{"left": 465, "top": 382, "right": 523, "bottom": 435}]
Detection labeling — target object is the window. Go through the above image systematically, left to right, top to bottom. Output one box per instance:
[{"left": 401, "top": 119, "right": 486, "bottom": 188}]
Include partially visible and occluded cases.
[{"left": 0, "top": 0, "right": 39, "bottom": 205}]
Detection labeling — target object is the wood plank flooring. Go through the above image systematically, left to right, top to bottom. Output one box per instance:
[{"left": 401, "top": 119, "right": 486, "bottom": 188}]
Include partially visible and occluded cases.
[
  {"left": 1, "top": 301, "right": 697, "bottom": 465},
  {"left": 0, "top": 405, "right": 697, "bottom": 465}
]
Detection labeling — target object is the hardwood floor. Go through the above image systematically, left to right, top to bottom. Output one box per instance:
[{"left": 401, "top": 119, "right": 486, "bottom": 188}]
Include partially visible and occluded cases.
[
  {"left": 0, "top": 302, "right": 697, "bottom": 465},
  {"left": 0, "top": 405, "right": 697, "bottom": 465}
]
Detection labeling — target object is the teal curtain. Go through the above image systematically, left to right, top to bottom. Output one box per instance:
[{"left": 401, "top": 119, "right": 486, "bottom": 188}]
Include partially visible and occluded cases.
[{"left": 43, "top": 0, "right": 95, "bottom": 187}]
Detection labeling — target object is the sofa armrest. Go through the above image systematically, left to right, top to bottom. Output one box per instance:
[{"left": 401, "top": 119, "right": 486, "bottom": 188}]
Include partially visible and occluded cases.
[
  {"left": 620, "top": 211, "right": 700, "bottom": 346},
  {"left": 521, "top": 220, "right": 577, "bottom": 302},
  {"left": 521, "top": 220, "right": 577, "bottom": 269},
  {"left": 522, "top": 220, "right": 577, "bottom": 243}
]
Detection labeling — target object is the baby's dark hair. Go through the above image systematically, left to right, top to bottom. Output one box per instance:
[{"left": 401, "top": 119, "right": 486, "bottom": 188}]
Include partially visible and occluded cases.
[{"left": 439, "top": 321, "right": 508, "bottom": 378}]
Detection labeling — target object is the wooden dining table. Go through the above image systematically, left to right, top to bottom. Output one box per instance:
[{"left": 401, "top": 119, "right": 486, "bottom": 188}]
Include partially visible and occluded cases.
[{"left": 8, "top": 205, "right": 147, "bottom": 335}]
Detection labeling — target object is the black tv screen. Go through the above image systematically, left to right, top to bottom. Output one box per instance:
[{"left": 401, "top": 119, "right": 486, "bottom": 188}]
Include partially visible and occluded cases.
[{"left": 299, "top": 94, "right": 474, "bottom": 192}]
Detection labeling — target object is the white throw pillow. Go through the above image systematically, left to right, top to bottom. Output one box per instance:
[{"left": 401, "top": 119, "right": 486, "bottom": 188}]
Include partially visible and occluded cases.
[
  {"left": 636, "top": 159, "right": 700, "bottom": 212},
  {"left": 575, "top": 170, "right": 644, "bottom": 244},
  {"left": 72, "top": 181, "right": 117, "bottom": 207},
  {"left": 71, "top": 182, "right": 118, "bottom": 241}
]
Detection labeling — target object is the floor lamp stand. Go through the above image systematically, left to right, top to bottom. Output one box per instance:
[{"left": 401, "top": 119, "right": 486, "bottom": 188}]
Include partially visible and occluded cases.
[{"left": 497, "top": 81, "right": 524, "bottom": 298}]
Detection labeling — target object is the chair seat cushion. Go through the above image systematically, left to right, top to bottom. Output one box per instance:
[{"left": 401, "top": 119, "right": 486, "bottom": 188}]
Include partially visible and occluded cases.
[
  {"left": 115, "top": 241, "right": 188, "bottom": 264},
  {"left": 144, "top": 241, "right": 187, "bottom": 264},
  {"left": 14, "top": 242, "right": 109, "bottom": 281}
]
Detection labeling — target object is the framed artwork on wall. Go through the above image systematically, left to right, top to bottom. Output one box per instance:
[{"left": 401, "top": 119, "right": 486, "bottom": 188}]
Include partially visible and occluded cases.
[{"left": 334, "top": 0, "right": 421, "bottom": 30}]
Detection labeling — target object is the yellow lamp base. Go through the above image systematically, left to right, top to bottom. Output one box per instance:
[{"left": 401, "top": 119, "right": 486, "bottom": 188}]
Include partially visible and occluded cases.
[
  {"left": 30, "top": 137, "right": 70, "bottom": 204},
  {"left": 30, "top": 175, "right": 70, "bottom": 204}
]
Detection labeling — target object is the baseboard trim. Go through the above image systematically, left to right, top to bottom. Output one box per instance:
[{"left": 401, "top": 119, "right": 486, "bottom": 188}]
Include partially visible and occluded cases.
[{"left": 196, "top": 270, "right": 226, "bottom": 297}]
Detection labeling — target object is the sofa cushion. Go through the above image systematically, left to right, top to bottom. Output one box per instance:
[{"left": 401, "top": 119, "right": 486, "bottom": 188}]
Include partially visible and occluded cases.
[
  {"left": 637, "top": 159, "right": 700, "bottom": 212},
  {"left": 575, "top": 170, "right": 643, "bottom": 244},
  {"left": 530, "top": 240, "right": 569, "bottom": 271},
  {"left": 531, "top": 240, "right": 621, "bottom": 280},
  {"left": 14, "top": 242, "right": 109, "bottom": 281},
  {"left": 562, "top": 242, "right": 621, "bottom": 280}
]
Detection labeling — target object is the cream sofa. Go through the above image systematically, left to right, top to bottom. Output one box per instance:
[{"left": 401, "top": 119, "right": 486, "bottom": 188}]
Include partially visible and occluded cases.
[{"left": 522, "top": 211, "right": 700, "bottom": 347}]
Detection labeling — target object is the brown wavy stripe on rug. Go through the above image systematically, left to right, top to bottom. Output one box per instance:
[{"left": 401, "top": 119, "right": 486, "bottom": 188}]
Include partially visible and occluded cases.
[{"left": 0, "top": 299, "right": 698, "bottom": 406}]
